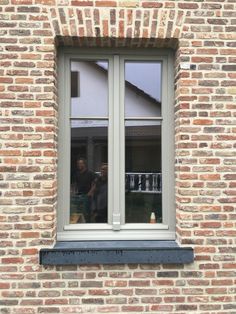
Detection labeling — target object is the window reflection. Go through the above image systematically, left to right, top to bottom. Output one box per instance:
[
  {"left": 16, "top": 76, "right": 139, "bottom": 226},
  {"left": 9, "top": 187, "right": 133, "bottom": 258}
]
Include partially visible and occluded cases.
[
  {"left": 70, "top": 59, "right": 109, "bottom": 224},
  {"left": 71, "top": 60, "right": 108, "bottom": 118},
  {"left": 124, "top": 60, "right": 162, "bottom": 224},
  {"left": 125, "top": 61, "right": 162, "bottom": 117},
  {"left": 70, "top": 121, "right": 108, "bottom": 224},
  {"left": 125, "top": 122, "right": 162, "bottom": 223}
]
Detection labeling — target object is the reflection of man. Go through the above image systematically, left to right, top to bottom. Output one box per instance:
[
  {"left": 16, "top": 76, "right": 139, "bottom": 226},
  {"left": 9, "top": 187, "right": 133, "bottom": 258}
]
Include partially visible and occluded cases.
[
  {"left": 74, "top": 158, "right": 95, "bottom": 222},
  {"left": 75, "top": 158, "right": 95, "bottom": 195},
  {"left": 92, "top": 163, "right": 108, "bottom": 223}
]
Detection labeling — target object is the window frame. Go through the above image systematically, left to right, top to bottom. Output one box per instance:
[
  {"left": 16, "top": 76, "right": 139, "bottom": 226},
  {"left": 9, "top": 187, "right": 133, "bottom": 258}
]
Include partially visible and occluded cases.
[{"left": 57, "top": 48, "right": 175, "bottom": 241}]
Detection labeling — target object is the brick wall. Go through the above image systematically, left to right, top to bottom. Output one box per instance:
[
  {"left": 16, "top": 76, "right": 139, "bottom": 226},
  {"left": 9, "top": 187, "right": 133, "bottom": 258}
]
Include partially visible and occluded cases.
[{"left": 0, "top": 0, "right": 236, "bottom": 313}]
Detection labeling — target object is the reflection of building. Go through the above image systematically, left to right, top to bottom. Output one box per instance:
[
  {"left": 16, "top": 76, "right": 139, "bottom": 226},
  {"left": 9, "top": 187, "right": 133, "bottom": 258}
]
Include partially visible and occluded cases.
[
  {"left": 71, "top": 61, "right": 161, "bottom": 117},
  {"left": 71, "top": 62, "right": 162, "bottom": 173},
  {"left": 71, "top": 123, "right": 161, "bottom": 172},
  {"left": 125, "top": 124, "right": 161, "bottom": 173},
  {"left": 71, "top": 125, "right": 108, "bottom": 172}
]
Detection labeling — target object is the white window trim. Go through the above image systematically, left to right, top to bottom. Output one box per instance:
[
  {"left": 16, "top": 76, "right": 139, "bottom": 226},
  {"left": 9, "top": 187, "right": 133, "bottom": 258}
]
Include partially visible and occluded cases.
[{"left": 57, "top": 48, "right": 175, "bottom": 241}]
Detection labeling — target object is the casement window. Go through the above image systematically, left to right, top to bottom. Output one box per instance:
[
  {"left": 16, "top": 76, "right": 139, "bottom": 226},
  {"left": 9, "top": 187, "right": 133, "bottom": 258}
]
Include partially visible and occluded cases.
[{"left": 57, "top": 48, "right": 175, "bottom": 241}]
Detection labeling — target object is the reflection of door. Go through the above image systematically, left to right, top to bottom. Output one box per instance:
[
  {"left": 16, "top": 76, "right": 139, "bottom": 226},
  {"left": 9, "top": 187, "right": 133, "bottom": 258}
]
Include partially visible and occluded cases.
[
  {"left": 71, "top": 125, "right": 108, "bottom": 172},
  {"left": 71, "top": 138, "right": 108, "bottom": 174},
  {"left": 125, "top": 140, "right": 161, "bottom": 172},
  {"left": 94, "top": 141, "right": 107, "bottom": 171}
]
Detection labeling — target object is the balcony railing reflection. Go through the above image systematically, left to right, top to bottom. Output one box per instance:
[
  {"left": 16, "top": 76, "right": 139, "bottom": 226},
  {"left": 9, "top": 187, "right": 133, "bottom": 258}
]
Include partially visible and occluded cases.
[
  {"left": 94, "top": 172, "right": 162, "bottom": 193},
  {"left": 126, "top": 172, "right": 162, "bottom": 194}
]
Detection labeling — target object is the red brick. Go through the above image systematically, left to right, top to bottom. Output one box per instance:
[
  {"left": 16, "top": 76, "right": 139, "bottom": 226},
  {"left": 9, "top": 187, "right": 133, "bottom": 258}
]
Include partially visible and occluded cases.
[
  {"left": 35, "top": 0, "right": 55, "bottom": 4},
  {"left": 71, "top": 0, "right": 93, "bottom": 5},
  {"left": 95, "top": 1, "right": 117, "bottom": 7},
  {"left": 0, "top": 2, "right": 235, "bottom": 314},
  {"left": 142, "top": 2, "right": 162, "bottom": 8},
  {"left": 178, "top": 2, "right": 198, "bottom": 9},
  {"left": 192, "top": 56, "right": 213, "bottom": 63},
  {"left": 21, "top": 232, "right": 40, "bottom": 238},
  {"left": 22, "top": 248, "right": 38, "bottom": 255},
  {"left": 2, "top": 257, "right": 24, "bottom": 264},
  {"left": 153, "top": 279, "right": 174, "bottom": 286},
  {"left": 105, "top": 280, "right": 127, "bottom": 287},
  {"left": 129, "top": 280, "right": 150, "bottom": 287},
  {"left": 0, "top": 283, "right": 10, "bottom": 289},
  {"left": 45, "top": 299, "right": 68, "bottom": 305},
  {"left": 151, "top": 305, "right": 173, "bottom": 311},
  {"left": 122, "top": 306, "right": 144, "bottom": 312}
]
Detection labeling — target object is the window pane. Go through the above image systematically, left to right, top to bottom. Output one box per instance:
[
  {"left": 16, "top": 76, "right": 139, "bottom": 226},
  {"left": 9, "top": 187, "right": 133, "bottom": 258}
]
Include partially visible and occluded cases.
[
  {"left": 71, "top": 61, "right": 108, "bottom": 117},
  {"left": 125, "top": 61, "right": 162, "bottom": 117},
  {"left": 70, "top": 120, "right": 108, "bottom": 224},
  {"left": 125, "top": 121, "right": 162, "bottom": 223}
]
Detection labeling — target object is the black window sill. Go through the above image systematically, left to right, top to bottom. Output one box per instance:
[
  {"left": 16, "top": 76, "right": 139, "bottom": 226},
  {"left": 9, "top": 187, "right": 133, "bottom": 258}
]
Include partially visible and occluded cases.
[{"left": 40, "top": 241, "right": 194, "bottom": 265}]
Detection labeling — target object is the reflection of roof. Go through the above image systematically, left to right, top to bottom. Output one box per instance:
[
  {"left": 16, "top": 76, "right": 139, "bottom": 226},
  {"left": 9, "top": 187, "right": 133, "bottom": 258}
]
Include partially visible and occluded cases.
[
  {"left": 93, "top": 63, "right": 161, "bottom": 106},
  {"left": 126, "top": 80, "right": 161, "bottom": 106}
]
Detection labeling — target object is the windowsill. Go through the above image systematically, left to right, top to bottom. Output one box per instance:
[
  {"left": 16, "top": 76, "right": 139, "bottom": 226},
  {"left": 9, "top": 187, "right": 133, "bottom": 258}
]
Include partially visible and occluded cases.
[{"left": 40, "top": 241, "right": 194, "bottom": 265}]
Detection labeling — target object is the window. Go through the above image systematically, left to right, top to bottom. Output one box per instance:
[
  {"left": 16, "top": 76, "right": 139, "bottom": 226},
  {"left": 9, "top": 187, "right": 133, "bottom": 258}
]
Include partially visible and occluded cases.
[{"left": 57, "top": 48, "right": 175, "bottom": 241}]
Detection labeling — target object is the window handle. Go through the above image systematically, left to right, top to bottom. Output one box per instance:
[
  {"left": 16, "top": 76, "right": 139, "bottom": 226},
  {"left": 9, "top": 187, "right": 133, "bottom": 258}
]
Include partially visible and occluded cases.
[{"left": 112, "top": 213, "right": 121, "bottom": 231}]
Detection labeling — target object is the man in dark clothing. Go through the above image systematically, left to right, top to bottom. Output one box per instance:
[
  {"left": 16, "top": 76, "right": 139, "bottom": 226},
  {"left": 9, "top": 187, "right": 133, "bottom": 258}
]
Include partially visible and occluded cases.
[
  {"left": 73, "top": 158, "right": 95, "bottom": 222},
  {"left": 75, "top": 158, "right": 95, "bottom": 195}
]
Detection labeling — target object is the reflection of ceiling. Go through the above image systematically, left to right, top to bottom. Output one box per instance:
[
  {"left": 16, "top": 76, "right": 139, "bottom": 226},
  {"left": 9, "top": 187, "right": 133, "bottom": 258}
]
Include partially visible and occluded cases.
[
  {"left": 71, "top": 120, "right": 161, "bottom": 128},
  {"left": 71, "top": 120, "right": 107, "bottom": 128},
  {"left": 71, "top": 125, "right": 161, "bottom": 139},
  {"left": 126, "top": 126, "right": 161, "bottom": 137},
  {"left": 71, "top": 127, "right": 107, "bottom": 139}
]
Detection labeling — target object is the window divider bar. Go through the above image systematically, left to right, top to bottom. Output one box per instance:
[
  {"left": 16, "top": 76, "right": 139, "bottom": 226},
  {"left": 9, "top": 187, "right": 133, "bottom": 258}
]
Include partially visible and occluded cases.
[
  {"left": 58, "top": 54, "right": 71, "bottom": 230},
  {"left": 111, "top": 54, "right": 124, "bottom": 231},
  {"left": 108, "top": 57, "right": 113, "bottom": 226},
  {"left": 70, "top": 117, "right": 109, "bottom": 120},
  {"left": 124, "top": 117, "right": 163, "bottom": 120}
]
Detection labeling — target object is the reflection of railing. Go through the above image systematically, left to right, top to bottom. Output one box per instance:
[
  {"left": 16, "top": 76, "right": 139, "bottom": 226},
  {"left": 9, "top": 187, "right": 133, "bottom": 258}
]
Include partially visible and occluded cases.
[
  {"left": 95, "top": 172, "right": 162, "bottom": 193},
  {"left": 126, "top": 172, "right": 162, "bottom": 194}
]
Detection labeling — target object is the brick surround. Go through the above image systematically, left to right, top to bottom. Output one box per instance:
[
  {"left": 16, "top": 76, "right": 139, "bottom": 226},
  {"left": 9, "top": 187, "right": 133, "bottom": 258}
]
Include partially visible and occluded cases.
[{"left": 0, "top": 0, "right": 236, "bottom": 313}]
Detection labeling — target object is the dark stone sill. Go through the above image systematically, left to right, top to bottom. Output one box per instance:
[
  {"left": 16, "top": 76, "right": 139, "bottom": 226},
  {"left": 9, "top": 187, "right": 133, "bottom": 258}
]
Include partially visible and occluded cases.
[{"left": 40, "top": 241, "right": 194, "bottom": 265}]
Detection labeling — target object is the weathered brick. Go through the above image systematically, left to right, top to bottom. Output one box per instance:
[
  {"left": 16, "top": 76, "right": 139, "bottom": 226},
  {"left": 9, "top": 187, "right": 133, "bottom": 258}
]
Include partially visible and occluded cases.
[
  {"left": 0, "top": 2, "right": 235, "bottom": 313},
  {"left": 2, "top": 257, "right": 24, "bottom": 264},
  {"left": 81, "top": 281, "right": 103, "bottom": 288},
  {"left": 122, "top": 305, "right": 144, "bottom": 312}
]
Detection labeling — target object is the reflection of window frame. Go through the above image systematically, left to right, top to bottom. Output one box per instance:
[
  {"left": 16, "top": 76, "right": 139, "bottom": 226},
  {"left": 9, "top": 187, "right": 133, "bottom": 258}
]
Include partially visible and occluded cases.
[{"left": 57, "top": 48, "right": 175, "bottom": 241}]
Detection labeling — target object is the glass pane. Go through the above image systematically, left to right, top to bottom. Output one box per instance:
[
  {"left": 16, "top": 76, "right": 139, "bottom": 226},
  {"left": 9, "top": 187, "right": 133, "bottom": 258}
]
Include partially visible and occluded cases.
[
  {"left": 71, "top": 60, "right": 108, "bottom": 117},
  {"left": 125, "top": 61, "right": 162, "bottom": 117},
  {"left": 70, "top": 120, "right": 108, "bottom": 224},
  {"left": 125, "top": 120, "right": 162, "bottom": 223}
]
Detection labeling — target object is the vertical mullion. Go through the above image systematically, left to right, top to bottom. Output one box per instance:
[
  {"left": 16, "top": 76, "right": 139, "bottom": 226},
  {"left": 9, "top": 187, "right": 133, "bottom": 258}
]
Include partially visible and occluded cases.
[
  {"left": 162, "top": 53, "right": 175, "bottom": 229},
  {"left": 59, "top": 54, "right": 71, "bottom": 228},
  {"left": 111, "top": 55, "right": 124, "bottom": 230},
  {"left": 108, "top": 57, "right": 113, "bottom": 225},
  {"left": 119, "top": 57, "right": 125, "bottom": 225},
  {"left": 161, "top": 57, "right": 169, "bottom": 226}
]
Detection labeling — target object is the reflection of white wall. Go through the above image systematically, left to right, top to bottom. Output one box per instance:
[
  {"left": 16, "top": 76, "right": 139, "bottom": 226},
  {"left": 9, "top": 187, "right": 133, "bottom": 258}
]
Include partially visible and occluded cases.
[
  {"left": 71, "top": 61, "right": 161, "bottom": 123},
  {"left": 71, "top": 61, "right": 108, "bottom": 117},
  {"left": 125, "top": 88, "right": 161, "bottom": 117}
]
